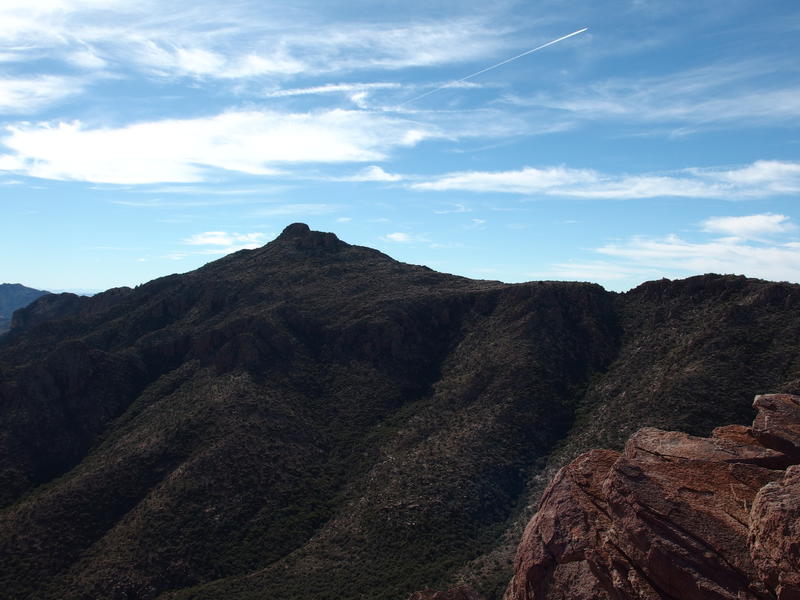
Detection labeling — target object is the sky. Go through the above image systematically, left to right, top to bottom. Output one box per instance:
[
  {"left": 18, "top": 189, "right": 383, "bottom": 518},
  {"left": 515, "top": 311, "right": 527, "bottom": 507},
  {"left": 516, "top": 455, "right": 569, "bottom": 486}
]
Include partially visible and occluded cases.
[{"left": 1, "top": 0, "right": 799, "bottom": 293}]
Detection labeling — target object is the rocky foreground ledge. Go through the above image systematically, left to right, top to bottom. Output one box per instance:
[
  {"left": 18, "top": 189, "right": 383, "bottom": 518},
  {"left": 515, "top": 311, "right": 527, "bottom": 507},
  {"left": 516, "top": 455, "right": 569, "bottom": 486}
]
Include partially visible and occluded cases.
[{"left": 503, "top": 394, "right": 800, "bottom": 600}]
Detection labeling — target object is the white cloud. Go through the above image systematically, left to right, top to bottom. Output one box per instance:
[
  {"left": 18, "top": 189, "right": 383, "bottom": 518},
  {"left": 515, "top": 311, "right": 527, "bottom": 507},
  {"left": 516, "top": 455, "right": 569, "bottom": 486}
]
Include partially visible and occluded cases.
[
  {"left": 0, "top": 0, "right": 133, "bottom": 50},
  {"left": 0, "top": 3, "right": 508, "bottom": 82},
  {"left": 119, "top": 18, "right": 508, "bottom": 81},
  {"left": 286, "top": 20, "right": 507, "bottom": 73},
  {"left": 136, "top": 43, "right": 305, "bottom": 78},
  {"left": 174, "top": 47, "right": 226, "bottom": 76},
  {"left": 67, "top": 48, "right": 107, "bottom": 69},
  {"left": 0, "top": 76, "right": 85, "bottom": 113},
  {"left": 265, "top": 82, "right": 401, "bottom": 98},
  {"left": 0, "top": 110, "right": 439, "bottom": 184},
  {"left": 0, "top": 154, "right": 25, "bottom": 170},
  {"left": 692, "top": 160, "right": 800, "bottom": 194},
  {"left": 412, "top": 161, "right": 800, "bottom": 199},
  {"left": 339, "top": 165, "right": 404, "bottom": 182},
  {"left": 414, "top": 166, "right": 598, "bottom": 194},
  {"left": 556, "top": 175, "right": 728, "bottom": 200},
  {"left": 434, "top": 203, "right": 471, "bottom": 214},
  {"left": 544, "top": 214, "right": 800, "bottom": 288},
  {"left": 701, "top": 214, "right": 796, "bottom": 239},
  {"left": 169, "top": 230, "right": 268, "bottom": 259},
  {"left": 183, "top": 231, "right": 264, "bottom": 246},
  {"left": 380, "top": 231, "right": 432, "bottom": 244},
  {"left": 384, "top": 232, "right": 411, "bottom": 243},
  {"left": 595, "top": 234, "right": 800, "bottom": 283},
  {"left": 543, "top": 261, "right": 655, "bottom": 282}
]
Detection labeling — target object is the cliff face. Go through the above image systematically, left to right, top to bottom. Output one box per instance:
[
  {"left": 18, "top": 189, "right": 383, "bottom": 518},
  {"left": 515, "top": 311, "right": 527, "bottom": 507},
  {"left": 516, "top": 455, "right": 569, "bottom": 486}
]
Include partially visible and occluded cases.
[
  {"left": 1, "top": 225, "right": 799, "bottom": 600},
  {"left": 0, "top": 283, "right": 49, "bottom": 334},
  {"left": 504, "top": 394, "right": 800, "bottom": 600}
]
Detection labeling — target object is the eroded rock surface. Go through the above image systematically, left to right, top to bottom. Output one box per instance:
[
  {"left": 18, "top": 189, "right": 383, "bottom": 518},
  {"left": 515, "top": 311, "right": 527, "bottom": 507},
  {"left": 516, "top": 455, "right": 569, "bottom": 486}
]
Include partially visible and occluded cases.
[{"left": 505, "top": 394, "right": 800, "bottom": 600}]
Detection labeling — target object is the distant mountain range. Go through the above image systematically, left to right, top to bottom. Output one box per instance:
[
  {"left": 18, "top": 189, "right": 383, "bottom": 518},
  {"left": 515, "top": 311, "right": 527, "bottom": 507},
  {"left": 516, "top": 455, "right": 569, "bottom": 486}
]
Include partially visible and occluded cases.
[
  {"left": 0, "top": 223, "right": 798, "bottom": 600},
  {"left": 0, "top": 283, "right": 48, "bottom": 334}
]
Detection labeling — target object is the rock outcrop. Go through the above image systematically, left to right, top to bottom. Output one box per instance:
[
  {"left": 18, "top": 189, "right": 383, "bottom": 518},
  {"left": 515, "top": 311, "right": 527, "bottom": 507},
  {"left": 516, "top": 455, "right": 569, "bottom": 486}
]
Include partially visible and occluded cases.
[{"left": 505, "top": 394, "right": 800, "bottom": 600}]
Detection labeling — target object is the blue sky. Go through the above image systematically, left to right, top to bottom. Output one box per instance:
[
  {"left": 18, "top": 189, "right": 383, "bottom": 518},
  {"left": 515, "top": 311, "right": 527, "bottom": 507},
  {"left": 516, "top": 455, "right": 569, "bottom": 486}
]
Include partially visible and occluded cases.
[{"left": 1, "top": 0, "right": 799, "bottom": 292}]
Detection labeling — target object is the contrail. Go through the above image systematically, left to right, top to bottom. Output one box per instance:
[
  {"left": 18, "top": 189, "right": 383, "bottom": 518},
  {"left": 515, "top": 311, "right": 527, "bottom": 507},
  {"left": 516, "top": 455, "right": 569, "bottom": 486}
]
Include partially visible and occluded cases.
[{"left": 400, "top": 27, "right": 588, "bottom": 106}]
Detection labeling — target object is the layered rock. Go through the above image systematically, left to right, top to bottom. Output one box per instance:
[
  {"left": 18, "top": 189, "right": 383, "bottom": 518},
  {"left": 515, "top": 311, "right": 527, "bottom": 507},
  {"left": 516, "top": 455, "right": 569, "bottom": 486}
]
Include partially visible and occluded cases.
[{"left": 505, "top": 394, "right": 800, "bottom": 600}]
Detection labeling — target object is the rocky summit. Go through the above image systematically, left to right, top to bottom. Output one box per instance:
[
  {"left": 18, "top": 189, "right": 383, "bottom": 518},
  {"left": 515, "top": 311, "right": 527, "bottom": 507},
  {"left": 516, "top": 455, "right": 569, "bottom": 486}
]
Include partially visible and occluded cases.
[
  {"left": 0, "top": 224, "right": 799, "bottom": 600},
  {"left": 504, "top": 394, "right": 800, "bottom": 600}
]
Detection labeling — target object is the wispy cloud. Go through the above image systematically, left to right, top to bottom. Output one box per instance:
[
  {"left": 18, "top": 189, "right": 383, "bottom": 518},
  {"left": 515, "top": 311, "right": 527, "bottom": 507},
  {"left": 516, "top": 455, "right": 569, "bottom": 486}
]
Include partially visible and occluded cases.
[
  {"left": 0, "top": 2, "right": 510, "bottom": 82},
  {"left": 399, "top": 27, "right": 587, "bottom": 106},
  {"left": 133, "top": 43, "right": 305, "bottom": 79},
  {"left": 507, "top": 59, "right": 800, "bottom": 132},
  {"left": 0, "top": 75, "right": 86, "bottom": 113},
  {"left": 265, "top": 82, "right": 401, "bottom": 98},
  {"left": 690, "top": 160, "right": 800, "bottom": 193},
  {"left": 412, "top": 161, "right": 800, "bottom": 199},
  {"left": 335, "top": 165, "right": 404, "bottom": 182},
  {"left": 414, "top": 166, "right": 597, "bottom": 194},
  {"left": 127, "top": 184, "right": 288, "bottom": 196},
  {"left": 109, "top": 196, "right": 281, "bottom": 208},
  {"left": 249, "top": 203, "right": 341, "bottom": 217},
  {"left": 434, "top": 203, "right": 471, "bottom": 214},
  {"left": 543, "top": 214, "right": 800, "bottom": 287},
  {"left": 159, "top": 229, "right": 269, "bottom": 260},
  {"left": 183, "top": 231, "right": 264, "bottom": 246},
  {"left": 381, "top": 231, "right": 431, "bottom": 244},
  {"left": 384, "top": 232, "right": 412, "bottom": 242},
  {"left": 596, "top": 234, "right": 800, "bottom": 283},
  {"left": 542, "top": 260, "right": 657, "bottom": 282}
]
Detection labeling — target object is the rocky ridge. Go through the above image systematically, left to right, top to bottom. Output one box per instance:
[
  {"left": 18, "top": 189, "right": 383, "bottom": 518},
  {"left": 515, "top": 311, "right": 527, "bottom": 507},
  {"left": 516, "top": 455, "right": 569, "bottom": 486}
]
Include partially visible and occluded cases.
[{"left": 504, "top": 393, "right": 800, "bottom": 600}]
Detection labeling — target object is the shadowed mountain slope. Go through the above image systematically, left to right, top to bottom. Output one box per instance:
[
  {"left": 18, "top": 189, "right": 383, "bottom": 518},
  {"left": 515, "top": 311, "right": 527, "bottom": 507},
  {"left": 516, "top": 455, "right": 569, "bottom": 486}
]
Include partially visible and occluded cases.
[
  {"left": 0, "top": 224, "right": 798, "bottom": 600},
  {"left": 0, "top": 283, "right": 48, "bottom": 334}
]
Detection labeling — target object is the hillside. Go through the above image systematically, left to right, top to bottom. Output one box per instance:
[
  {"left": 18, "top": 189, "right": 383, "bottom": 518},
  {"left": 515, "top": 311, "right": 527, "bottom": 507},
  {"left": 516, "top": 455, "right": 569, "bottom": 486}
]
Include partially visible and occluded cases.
[
  {"left": 0, "top": 224, "right": 799, "bottom": 600},
  {"left": 0, "top": 283, "right": 48, "bottom": 334}
]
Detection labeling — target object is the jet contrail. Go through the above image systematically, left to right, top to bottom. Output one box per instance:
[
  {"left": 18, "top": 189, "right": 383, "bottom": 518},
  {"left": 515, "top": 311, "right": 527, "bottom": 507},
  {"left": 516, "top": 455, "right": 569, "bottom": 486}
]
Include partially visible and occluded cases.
[{"left": 400, "top": 27, "right": 588, "bottom": 106}]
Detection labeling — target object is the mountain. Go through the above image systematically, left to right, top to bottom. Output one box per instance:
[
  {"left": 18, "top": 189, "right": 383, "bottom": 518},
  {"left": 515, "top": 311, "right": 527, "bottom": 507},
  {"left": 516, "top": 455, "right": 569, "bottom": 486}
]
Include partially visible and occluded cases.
[
  {"left": 0, "top": 223, "right": 799, "bottom": 600},
  {"left": 0, "top": 283, "right": 48, "bottom": 334},
  {"left": 504, "top": 393, "right": 800, "bottom": 600}
]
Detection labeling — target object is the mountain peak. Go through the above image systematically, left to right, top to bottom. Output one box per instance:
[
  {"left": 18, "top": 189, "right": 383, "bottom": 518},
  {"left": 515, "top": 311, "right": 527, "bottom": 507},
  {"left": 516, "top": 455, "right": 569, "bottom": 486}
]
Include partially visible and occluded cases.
[
  {"left": 274, "top": 222, "right": 344, "bottom": 252},
  {"left": 279, "top": 222, "right": 312, "bottom": 238}
]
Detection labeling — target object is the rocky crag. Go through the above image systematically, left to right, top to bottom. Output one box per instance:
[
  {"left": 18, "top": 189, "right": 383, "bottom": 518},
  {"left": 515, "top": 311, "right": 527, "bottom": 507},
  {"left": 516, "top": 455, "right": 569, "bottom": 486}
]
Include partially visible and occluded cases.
[
  {"left": 1, "top": 224, "right": 799, "bottom": 600},
  {"left": 0, "top": 283, "right": 48, "bottom": 334},
  {"left": 505, "top": 393, "right": 800, "bottom": 600}
]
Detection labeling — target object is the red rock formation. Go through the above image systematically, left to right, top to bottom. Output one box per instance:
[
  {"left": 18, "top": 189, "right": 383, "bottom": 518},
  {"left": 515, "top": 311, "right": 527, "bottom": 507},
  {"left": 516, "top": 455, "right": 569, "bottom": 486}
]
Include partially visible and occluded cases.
[
  {"left": 505, "top": 394, "right": 800, "bottom": 600},
  {"left": 750, "top": 464, "right": 800, "bottom": 600}
]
